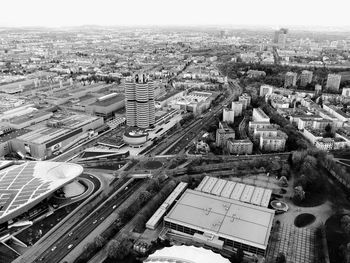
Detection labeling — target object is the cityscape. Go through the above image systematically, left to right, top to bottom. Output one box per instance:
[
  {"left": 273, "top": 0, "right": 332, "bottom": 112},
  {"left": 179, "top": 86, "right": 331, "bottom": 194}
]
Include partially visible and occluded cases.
[{"left": 1, "top": 1, "right": 350, "bottom": 263}]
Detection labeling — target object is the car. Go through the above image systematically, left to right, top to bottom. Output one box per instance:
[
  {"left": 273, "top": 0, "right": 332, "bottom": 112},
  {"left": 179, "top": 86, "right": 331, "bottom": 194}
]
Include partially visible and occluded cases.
[
  {"left": 112, "top": 205, "right": 117, "bottom": 209},
  {"left": 100, "top": 217, "right": 104, "bottom": 221},
  {"left": 93, "top": 220, "right": 97, "bottom": 224},
  {"left": 68, "top": 232, "right": 73, "bottom": 236},
  {"left": 67, "top": 244, "right": 73, "bottom": 249},
  {"left": 51, "top": 246, "right": 57, "bottom": 251}
]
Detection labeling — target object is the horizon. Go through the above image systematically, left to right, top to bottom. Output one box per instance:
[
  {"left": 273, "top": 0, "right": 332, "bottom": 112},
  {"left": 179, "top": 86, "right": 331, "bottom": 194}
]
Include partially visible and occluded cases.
[{"left": 1, "top": 0, "right": 350, "bottom": 31}]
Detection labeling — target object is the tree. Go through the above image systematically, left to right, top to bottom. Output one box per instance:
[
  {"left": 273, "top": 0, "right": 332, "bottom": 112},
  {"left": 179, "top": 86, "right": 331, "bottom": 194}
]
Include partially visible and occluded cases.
[
  {"left": 278, "top": 176, "right": 288, "bottom": 187},
  {"left": 293, "top": 185, "right": 305, "bottom": 203},
  {"left": 138, "top": 190, "right": 152, "bottom": 204},
  {"left": 341, "top": 215, "right": 350, "bottom": 235},
  {"left": 94, "top": 235, "right": 105, "bottom": 248},
  {"left": 107, "top": 240, "right": 121, "bottom": 259},
  {"left": 276, "top": 252, "right": 286, "bottom": 263}
]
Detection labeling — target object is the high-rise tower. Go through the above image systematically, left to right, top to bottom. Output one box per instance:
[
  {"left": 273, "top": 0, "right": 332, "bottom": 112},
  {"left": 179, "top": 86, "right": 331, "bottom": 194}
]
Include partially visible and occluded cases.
[
  {"left": 273, "top": 28, "right": 288, "bottom": 49},
  {"left": 125, "top": 74, "right": 155, "bottom": 129}
]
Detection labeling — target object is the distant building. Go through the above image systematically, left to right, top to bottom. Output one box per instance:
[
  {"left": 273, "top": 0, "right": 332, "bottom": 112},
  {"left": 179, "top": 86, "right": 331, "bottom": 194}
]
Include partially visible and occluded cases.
[
  {"left": 273, "top": 28, "right": 288, "bottom": 49},
  {"left": 247, "top": 70, "right": 266, "bottom": 78},
  {"left": 300, "top": 70, "right": 313, "bottom": 87},
  {"left": 284, "top": 72, "right": 297, "bottom": 88},
  {"left": 124, "top": 74, "right": 155, "bottom": 129},
  {"left": 326, "top": 74, "right": 341, "bottom": 91},
  {"left": 315, "top": 84, "right": 322, "bottom": 94},
  {"left": 260, "top": 85, "right": 274, "bottom": 97},
  {"left": 342, "top": 87, "right": 350, "bottom": 97},
  {"left": 231, "top": 101, "right": 243, "bottom": 116},
  {"left": 223, "top": 108, "right": 234, "bottom": 124},
  {"left": 216, "top": 122, "right": 235, "bottom": 147},
  {"left": 315, "top": 138, "right": 334, "bottom": 151},
  {"left": 227, "top": 139, "right": 253, "bottom": 155}
]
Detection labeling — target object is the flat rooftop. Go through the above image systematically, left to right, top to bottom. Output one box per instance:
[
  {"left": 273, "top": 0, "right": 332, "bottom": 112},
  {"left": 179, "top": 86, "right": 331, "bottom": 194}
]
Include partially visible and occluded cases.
[
  {"left": 9, "top": 110, "right": 53, "bottom": 125},
  {"left": 16, "top": 114, "right": 101, "bottom": 145},
  {"left": 0, "top": 129, "right": 31, "bottom": 143},
  {"left": 164, "top": 189, "right": 275, "bottom": 250}
]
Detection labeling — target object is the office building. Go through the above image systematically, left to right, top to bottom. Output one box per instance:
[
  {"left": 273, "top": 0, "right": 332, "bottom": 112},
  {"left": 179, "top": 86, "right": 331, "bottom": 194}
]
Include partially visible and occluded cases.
[
  {"left": 300, "top": 70, "right": 313, "bottom": 87},
  {"left": 284, "top": 72, "right": 297, "bottom": 88},
  {"left": 125, "top": 74, "right": 155, "bottom": 128},
  {"left": 326, "top": 74, "right": 341, "bottom": 91}
]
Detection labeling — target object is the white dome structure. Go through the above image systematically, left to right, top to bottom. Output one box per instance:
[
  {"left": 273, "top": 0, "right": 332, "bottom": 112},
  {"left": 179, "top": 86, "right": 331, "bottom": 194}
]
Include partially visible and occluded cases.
[{"left": 144, "top": 245, "right": 230, "bottom": 263}]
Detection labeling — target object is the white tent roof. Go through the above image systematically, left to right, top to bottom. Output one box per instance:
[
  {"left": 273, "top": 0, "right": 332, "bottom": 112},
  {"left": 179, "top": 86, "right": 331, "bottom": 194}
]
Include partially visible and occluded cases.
[{"left": 144, "top": 245, "right": 230, "bottom": 263}]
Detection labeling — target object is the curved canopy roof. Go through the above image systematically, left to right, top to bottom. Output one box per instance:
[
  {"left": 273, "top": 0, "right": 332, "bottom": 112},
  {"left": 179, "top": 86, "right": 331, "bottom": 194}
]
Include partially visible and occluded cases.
[
  {"left": 0, "top": 161, "right": 83, "bottom": 223},
  {"left": 144, "top": 245, "right": 230, "bottom": 263}
]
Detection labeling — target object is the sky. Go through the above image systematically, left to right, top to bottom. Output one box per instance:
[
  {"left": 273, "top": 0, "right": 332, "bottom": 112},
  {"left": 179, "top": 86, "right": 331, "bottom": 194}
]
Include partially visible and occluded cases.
[{"left": 1, "top": 0, "right": 350, "bottom": 29}]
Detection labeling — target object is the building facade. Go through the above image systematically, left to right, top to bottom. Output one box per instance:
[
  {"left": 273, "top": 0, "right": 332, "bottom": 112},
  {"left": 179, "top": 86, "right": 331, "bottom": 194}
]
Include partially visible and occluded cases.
[
  {"left": 300, "top": 70, "right": 313, "bottom": 87},
  {"left": 284, "top": 72, "right": 297, "bottom": 88},
  {"left": 125, "top": 74, "right": 155, "bottom": 128},
  {"left": 326, "top": 74, "right": 341, "bottom": 91},
  {"left": 227, "top": 139, "right": 253, "bottom": 155}
]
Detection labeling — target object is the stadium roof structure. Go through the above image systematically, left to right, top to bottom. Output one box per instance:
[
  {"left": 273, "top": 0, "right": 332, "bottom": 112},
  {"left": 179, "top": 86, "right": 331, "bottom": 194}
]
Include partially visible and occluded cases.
[
  {"left": 0, "top": 160, "right": 83, "bottom": 224},
  {"left": 164, "top": 189, "right": 275, "bottom": 250},
  {"left": 145, "top": 245, "right": 230, "bottom": 263}
]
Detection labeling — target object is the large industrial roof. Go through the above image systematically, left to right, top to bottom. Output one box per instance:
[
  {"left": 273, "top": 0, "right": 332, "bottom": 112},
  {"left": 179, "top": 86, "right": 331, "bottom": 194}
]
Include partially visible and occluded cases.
[
  {"left": 16, "top": 114, "right": 100, "bottom": 145},
  {"left": 0, "top": 161, "right": 83, "bottom": 223},
  {"left": 196, "top": 176, "right": 272, "bottom": 208},
  {"left": 164, "top": 189, "right": 275, "bottom": 250}
]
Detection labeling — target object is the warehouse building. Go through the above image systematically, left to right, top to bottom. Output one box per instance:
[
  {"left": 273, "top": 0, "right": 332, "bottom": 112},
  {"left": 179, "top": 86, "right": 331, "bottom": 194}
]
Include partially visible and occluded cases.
[{"left": 12, "top": 114, "right": 103, "bottom": 160}]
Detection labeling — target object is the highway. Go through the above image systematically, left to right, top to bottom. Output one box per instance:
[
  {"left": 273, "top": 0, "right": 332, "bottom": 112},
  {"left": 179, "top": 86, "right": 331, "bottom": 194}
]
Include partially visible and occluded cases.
[{"left": 31, "top": 178, "right": 144, "bottom": 263}]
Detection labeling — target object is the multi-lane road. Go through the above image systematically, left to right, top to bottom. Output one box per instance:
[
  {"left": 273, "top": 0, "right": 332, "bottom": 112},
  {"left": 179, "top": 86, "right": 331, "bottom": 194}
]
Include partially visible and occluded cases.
[{"left": 20, "top": 178, "right": 143, "bottom": 263}]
